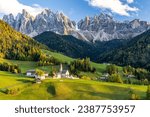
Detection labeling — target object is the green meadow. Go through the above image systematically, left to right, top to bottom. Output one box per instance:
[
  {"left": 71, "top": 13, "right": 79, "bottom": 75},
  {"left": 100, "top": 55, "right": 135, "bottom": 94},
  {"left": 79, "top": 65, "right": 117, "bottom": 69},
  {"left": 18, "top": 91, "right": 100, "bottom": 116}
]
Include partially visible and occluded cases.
[
  {"left": 0, "top": 51, "right": 147, "bottom": 100},
  {"left": 0, "top": 71, "right": 147, "bottom": 100}
]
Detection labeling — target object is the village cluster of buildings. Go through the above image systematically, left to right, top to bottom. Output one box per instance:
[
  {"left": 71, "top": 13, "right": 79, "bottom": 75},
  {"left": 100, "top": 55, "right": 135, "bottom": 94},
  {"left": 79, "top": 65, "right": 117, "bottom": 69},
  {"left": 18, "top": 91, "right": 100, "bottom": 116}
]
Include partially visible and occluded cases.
[
  {"left": 26, "top": 64, "right": 74, "bottom": 83},
  {"left": 26, "top": 64, "right": 135, "bottom": 83},
  {"left": 99, "top": 73, "right": 135, "bottom": 81}
]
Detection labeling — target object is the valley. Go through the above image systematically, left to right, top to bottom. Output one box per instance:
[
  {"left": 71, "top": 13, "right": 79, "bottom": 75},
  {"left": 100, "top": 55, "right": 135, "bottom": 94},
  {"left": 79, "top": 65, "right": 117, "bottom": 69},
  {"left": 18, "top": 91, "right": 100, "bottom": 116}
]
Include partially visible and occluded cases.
[
  {"left": 0, "top": 7, "right": 150, "bottom": 100},
  {"left": 0, "top": 50, "right": 148, "bottom": 100}
]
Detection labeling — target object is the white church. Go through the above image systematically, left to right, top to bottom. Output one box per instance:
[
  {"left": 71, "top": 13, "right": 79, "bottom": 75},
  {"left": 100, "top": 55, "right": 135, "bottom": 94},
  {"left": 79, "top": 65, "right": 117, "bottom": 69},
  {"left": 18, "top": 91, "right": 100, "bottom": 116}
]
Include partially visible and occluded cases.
[{"left": 55, "top": 64, "right": 72, "bottom": 79}]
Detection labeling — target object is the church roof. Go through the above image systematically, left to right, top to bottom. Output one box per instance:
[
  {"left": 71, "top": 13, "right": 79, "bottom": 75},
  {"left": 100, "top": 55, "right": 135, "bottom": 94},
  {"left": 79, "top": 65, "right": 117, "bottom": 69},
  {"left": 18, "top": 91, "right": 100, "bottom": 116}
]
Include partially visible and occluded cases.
[{"left": 61, "top": 70, "right": 68, "bottom": 74}]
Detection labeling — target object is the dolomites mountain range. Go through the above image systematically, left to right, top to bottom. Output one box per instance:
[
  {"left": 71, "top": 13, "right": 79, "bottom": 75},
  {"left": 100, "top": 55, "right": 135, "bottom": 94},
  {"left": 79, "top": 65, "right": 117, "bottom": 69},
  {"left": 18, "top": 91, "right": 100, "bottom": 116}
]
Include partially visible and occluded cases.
[{"left": 3, "top": 9, "right": 150, "bottom": 42}]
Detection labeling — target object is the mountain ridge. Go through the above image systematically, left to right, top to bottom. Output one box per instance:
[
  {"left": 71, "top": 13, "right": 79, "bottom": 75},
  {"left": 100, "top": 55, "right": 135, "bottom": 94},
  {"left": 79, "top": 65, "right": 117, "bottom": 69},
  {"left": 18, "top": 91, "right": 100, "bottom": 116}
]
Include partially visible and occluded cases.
[
  {"left": 3, "top": 9, "right": 150, "bottom": 42},
  {"left": 3, "top": 9, "right": 76, "bottom": 37},
  {"left": 97, "top": 29, "right": 150, "bottom": 70},
  {"left": 33, "top": 31, "right": 129, "bottom": 62},
  {"left": 33, "top": 31, "right": 97, "bottom": 59}
]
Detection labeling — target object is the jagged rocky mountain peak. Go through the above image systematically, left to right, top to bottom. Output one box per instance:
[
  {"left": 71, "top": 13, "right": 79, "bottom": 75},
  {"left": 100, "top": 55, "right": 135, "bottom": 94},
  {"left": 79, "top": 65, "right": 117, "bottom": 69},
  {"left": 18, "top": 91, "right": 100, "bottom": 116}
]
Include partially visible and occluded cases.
[
  {"left": 41, "top": 8, "right": 52, "bottom": 15},
  {"left": 2, "top": 9, "right": 150, "bottom": 41},
  {"left": 3, "top": 9, "right": 76, "bottom": 37},
  {"left": 22, "top": 9, "right": 30, "bottom": 17},
  {"left": 3, "top": 13, "right": 15, "bottom": 25},
  {"left": 3, "top": 13, "right": 14, "bottom": 19},
  {"left": 77, "top": 14, "right": 150, "bottom": 41}
]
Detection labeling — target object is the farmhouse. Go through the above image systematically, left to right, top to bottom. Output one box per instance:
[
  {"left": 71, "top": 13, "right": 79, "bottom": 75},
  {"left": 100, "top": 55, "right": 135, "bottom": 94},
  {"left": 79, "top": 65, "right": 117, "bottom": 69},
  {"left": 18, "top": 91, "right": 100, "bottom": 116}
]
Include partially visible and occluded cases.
[
  {"left": 26, "top": 70, "right": 48, "bottom": 80},
  {"left": 26, "top": 70, "right": 36, "bottom": 77},
  {"left": 100, "top": 73, "right": 109, "bottom": 81}
]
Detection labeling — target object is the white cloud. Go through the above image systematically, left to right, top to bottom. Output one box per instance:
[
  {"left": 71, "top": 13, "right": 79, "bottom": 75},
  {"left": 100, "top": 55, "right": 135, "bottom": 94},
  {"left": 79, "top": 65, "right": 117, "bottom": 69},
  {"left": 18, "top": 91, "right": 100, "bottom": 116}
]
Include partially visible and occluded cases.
[
  {"left": 0, "top": 0, "right": 45, "bottom": 16},
  {"left": 85, "top": 0, "right": 138, "bottom": 16},
  {"left": 127, "top": 0, "right": 134, "bottom": 4}
]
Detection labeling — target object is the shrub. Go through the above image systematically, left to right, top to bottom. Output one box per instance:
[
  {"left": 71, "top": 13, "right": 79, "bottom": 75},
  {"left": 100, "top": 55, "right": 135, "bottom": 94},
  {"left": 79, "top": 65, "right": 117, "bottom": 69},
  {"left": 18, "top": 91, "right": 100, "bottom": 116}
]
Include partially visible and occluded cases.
[
  {"left": 38, "top": 56, "right": 60, "bottom": 66},
  {"left": 69, "top": 58, "right": 96, "bottom": 75},
  {"left": 0, "top": 62, "right": 21, "bottom": 74},
  {"left": 106, "top": 64, "right": 118, "bottom": 75},
  {"left": 13, "top": 69, "right": 18, "bottom": 74},
  {"left": 35, "top": 69, "right": 45, "bottom": 76},
  {"left": 108, "top": 74, "right": 123, "bottom": 83},
  {"left": 81, "top": 76, "right": 91, "bottom": 80},
  {"left": 124, "top": 78, "right": 132, "bottom": 84},
  {"left": 143, "top": 79, "right": 149, "bottom": 85},
  {"left": 146, "top": 85, "right": 150, "bottom": 100},
  {"left": 5, "top": 88, "right": 18, "bottom": 95},
  {"left": 128, "top": 88, "right": 140, "bottom": 100},
  {"left": 130, "top": 94, "right": 140, "bottom": 100}
]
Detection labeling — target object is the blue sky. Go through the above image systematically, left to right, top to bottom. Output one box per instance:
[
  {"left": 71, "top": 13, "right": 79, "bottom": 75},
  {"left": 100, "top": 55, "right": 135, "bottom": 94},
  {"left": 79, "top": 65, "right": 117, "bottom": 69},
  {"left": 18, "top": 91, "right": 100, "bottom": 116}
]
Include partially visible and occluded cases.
[{"left": 0, "top": 0, "right": 150, "bottom": 22}]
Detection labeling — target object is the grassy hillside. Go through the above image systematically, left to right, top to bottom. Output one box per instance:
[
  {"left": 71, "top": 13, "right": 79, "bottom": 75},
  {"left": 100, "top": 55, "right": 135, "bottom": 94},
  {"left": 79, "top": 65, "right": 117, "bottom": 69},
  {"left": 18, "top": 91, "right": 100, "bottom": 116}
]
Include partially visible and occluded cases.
[
  {"left": 1, "top": 47, "right": 130, "bottom": 87},
  {"left": 0, "top": 48, "right": 146, "bottom": 100},
  {"left": 0, "top": 48, "right": 75, "bottom": 73},
  {"left": 0, "top": 49, "right": 109, "bottom": 74},
  {"left": 42, "top": 49, "right": 74, "bottom": 63},
  {"left": 0, "top": 71, "right": 147, "bottom": 100}
]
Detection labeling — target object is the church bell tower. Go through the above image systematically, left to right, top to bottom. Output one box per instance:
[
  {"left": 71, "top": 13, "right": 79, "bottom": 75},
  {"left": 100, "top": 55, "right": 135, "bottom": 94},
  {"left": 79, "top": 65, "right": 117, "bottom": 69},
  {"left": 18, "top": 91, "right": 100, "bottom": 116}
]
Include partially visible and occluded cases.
[{"left": 60, "top": 64, "right": 63, "bottom": 72}]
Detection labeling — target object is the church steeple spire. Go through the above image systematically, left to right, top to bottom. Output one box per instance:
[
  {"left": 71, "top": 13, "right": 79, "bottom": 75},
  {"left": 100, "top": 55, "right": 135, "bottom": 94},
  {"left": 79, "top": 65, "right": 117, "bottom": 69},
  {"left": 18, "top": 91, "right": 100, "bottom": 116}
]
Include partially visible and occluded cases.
[{"left": 60, "top": 64, "right": 63, "bottom": 72}]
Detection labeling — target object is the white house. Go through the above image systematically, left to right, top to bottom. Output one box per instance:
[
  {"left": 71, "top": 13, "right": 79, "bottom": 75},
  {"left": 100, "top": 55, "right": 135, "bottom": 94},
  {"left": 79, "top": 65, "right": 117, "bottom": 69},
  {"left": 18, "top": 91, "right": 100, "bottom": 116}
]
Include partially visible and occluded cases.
[
  {"left": 26, "top": 70, "right": 48, "bottom": 80},
  {"left": 26, "top": 70, "right": 36, "bottom": 77},
  {"left": 100, "top": 73, "right": 109, "bottom": 81}
]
